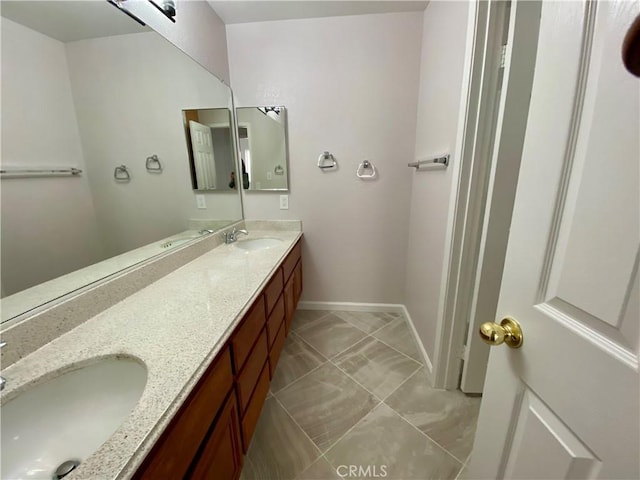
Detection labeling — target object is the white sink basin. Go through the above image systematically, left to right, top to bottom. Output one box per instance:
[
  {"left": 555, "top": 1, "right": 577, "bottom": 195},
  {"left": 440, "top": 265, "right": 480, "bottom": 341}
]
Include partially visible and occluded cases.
[
  {"left": 234, "top": 237, "right": 283, "bottom": 251},
  {"left": 1, "top": 356, "right": 147, "bottom": 480}
]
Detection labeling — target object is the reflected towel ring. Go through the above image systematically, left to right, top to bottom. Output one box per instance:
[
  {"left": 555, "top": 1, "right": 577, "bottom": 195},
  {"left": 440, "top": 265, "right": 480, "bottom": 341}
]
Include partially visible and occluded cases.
[
  {"left": 318, "top": 151, "right": 337, "bottom": 170},
  {"left": 146, "top": 154, "right": 163, "bottom": 173},
  {"left": 356, "top": 160, "right": 377, "bottom": 179},
  {"left": 274, "top": 164, "right": 285, "bottom": 175},
  {"left": 114, "top": 165, "right": 131, "bottom": 182}
]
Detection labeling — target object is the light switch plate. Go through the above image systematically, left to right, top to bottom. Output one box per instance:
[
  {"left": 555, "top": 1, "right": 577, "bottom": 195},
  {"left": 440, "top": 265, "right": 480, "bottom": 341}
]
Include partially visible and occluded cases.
[
  {"left": 196, "top": 194, "right": 206, "bottom": 209},
  {"left": 279, "top": 194, "right": 289, "bottom": 210}
]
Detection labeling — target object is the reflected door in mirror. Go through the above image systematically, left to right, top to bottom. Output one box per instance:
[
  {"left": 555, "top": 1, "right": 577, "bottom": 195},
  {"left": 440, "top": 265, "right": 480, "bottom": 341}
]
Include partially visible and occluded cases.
[{"left": 183, "top": 109, "right": 236, "bottom": 191}]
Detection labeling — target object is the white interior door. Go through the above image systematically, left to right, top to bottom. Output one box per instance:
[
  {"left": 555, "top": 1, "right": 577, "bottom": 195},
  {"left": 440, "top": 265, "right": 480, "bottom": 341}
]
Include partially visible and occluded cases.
[
  {"left": 469, "top": 1, "right": 639, "bottom": 478},
  {"left": 189, "top": 120, "right": 216, "bottom": 189}
]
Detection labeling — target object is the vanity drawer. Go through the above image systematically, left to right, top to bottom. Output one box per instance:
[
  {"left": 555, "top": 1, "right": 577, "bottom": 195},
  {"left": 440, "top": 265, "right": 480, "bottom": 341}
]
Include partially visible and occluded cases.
[
  {"left": 282, "top": 240, "right": 301, "bottom": 282},
  {"left": 293, "top": 261, "right": 303, "bottom": 305},
  {"left": 264, "top": 269, "right": 284, "bottom": 316},
  {"left": 283, "top": 275, "right": 295, "bottom": 334},
  {"left": 266, "top": 294, "right": 285, "bottom": 347},
  {"left": 231, "top": 296, "right": 266, "bottom": 373},
  {"left": 269, "top": 321, "right": 286, "bottom": 378},
  {"left": 236, "top": 329, "right": 268, "bottom": 414},
  {"left": 135, "top": 347, "right": 233, "bottom": 479},
  {"left": 241, "top": 361, "right": 270, "bottom": 452}
]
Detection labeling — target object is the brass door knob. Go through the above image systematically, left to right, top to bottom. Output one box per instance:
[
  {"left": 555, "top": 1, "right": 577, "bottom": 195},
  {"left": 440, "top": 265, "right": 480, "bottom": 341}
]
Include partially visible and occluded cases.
[{"left": 479, "top": 316, "right": 523, "bottom": 348}]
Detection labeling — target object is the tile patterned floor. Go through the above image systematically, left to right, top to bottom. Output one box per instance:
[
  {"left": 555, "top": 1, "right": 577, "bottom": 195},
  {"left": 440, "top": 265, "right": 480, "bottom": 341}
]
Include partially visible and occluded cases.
[{"left": 240, "top": 310, "right": 480, "bottom": 480}]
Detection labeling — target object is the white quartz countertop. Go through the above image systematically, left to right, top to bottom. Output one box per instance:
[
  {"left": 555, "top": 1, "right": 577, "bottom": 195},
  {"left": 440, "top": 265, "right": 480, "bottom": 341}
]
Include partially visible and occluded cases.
[{"left": 0, "top": 228, "right": 302, "bottom": 480}]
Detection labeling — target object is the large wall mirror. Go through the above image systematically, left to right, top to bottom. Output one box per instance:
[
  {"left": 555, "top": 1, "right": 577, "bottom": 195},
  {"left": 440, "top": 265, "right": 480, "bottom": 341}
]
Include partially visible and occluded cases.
[
  {"left": 0, "top": 1, "right": 243, "bottom": 323},
  {"left": 236, "top": 106, "right": 289, "bottom": 191}
]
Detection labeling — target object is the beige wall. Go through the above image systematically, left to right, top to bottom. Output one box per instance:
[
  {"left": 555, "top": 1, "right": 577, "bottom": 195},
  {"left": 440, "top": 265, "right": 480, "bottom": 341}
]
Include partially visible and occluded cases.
[
  {"left": 124, "top": 0, "right": 230, "bottom": 84},
  {"left": 404, "top": 1, "right": 471, "bottom": 361},
  {"left": 227, "top": 12, "right": 423, "bottom": 303},
  {"left": 0, "top": 18, "right": 104, "bottom": 296}
]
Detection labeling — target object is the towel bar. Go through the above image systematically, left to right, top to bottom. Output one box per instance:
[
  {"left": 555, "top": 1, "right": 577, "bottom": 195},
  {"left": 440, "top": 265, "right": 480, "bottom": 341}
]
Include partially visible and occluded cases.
[{"left": 408, "top": 154, "right": 450, "bottom": 170}]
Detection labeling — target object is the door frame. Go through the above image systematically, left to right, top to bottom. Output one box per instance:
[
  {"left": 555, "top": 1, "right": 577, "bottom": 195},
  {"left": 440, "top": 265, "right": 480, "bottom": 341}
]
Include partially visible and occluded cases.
[
  {"left": 431, "top": 0, "right": 509, "bottom": 390},
  {"left": 432, "top": 0, "right": 543, "bottom": 391}
]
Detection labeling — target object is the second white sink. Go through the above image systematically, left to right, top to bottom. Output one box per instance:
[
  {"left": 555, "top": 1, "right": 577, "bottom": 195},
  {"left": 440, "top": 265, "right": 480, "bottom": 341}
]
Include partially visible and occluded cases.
[
  {"left": 234, "top": 238, "right": 283, "bottom": 251},
  {"left": 1, "top": 356, "right": 147, "bottom": 480}
]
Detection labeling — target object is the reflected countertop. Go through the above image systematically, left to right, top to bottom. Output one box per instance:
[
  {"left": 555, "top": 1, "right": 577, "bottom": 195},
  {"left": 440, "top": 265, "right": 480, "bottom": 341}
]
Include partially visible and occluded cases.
[
  {"left": 0, "top": 225, "right": 302, "bottom": 479},
  {"left": 1, "top": 228, "right": 227, "bottom": 323}
]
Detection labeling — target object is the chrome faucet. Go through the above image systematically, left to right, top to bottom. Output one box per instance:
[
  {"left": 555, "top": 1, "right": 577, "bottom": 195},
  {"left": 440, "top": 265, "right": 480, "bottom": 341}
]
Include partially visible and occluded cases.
[
  {"left": 224, "top": 227, "right": 249, "bottom": 244},
  {"left": 0, "top": 341, "right": 6, "bottom": 391}
]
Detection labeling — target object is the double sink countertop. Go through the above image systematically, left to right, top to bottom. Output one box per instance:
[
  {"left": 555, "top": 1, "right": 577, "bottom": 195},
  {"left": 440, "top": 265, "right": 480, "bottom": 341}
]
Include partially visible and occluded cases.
[{"left": 0, "top": 225, "right": 302, "bottom": 479}]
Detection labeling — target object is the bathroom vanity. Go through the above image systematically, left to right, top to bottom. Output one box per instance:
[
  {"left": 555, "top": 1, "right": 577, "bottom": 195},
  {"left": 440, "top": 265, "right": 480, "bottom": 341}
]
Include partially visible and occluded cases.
[
  {"left": 0, "top": 224, "right": 303, "bottom": 480},
  {"left": 134, "top": 236, "right": 302, "bottom": 479}
]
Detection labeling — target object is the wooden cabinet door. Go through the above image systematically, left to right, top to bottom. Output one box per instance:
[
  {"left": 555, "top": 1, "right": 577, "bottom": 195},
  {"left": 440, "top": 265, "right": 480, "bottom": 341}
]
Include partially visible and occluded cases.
[
  {"left": 134, "top": 349, "right": 233, "bottom": 480},
  {"left": 241, "top": 362, "right": 270, "bottom": 452},
  {"left": 188, "top": 392, "right": 243, "bottom": 480}
]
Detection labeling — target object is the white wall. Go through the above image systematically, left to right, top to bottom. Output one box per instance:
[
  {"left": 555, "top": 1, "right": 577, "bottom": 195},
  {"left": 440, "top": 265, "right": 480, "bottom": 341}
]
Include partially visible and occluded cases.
[
  {"left": 124, "top": 0, "right": 230, "bottom": 84},
  {"left": 404, "top": 2, "right": 471, "bottom": 361},
  {"left": 227, "top": 12, "right": 422, "bottom": 303},
  {"left": 0, "top": 18, "right": 103, "bottom": 296},
  {"left": 65, "top": 31, "right": 241, "bottom": 258}
]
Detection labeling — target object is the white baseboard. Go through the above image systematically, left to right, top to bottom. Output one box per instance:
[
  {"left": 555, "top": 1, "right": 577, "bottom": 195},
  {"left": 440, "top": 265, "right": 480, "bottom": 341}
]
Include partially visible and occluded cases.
[
  {"left": 297, "top": 301, "right": 433, "bottom": 375},
  {"left": 297, "top": 301, "right": 404, "bottom": 314},
  {"left": 401, "top": 305, "right": 434, "bottom": 376}
]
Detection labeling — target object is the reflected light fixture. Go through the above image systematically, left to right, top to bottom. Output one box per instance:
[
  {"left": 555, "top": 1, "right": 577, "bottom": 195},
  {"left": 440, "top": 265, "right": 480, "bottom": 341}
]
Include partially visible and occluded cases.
[
  {"left": 149, "top": 0, "right": 177, "bottom": 22},
  {"left": 258, "top": 106, "right": 282, "bottom": 116}
]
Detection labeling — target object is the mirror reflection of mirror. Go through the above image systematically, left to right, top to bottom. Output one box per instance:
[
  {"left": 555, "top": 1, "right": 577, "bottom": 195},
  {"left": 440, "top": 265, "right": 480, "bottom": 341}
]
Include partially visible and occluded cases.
[
  {"left": 0, "top": 1, "right": 242, "bottom": 323},
  {"left": 236, "top": 106, "right": 289, "bottom": 191},
  {"left": 183, "top": 109, "right": 236, "bottom": 191}
]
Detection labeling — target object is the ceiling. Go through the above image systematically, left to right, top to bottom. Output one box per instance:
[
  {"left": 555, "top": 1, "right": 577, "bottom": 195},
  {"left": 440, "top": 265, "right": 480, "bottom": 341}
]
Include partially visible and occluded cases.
[
  {"left": 0, "top": 1, "right": 149, "bottom": 43},
  {"left": 1, "top": 1, "right": 429, "bottom": 41},
  {"left": 207, "top": 1, "right": 429, "bottom": 25}
]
